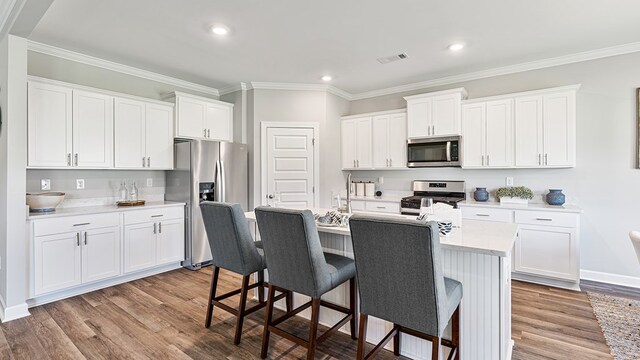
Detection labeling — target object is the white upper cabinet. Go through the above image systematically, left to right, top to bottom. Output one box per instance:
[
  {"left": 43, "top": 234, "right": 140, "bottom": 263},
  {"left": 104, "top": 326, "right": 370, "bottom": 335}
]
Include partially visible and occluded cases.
[
  {"left": 28, "top": 82, "right": 73, "bottom": 168},
  {"left": 514, "top": 87, "right": 577, "bottom": 168},
  {"left": 404, "top": 88, "right": 467, "bottom": 139},
  {"left": 72, "top": 90, "right": 114, "bottom": 168},
  {"left": 172, "top": 92, "right": 233, "bottom": 141},
  {"left": 115, "top": 98, "right": 174, "bottom": 170},
  {"left": 462, "top": 99, "right": 513, "bottom": 168},
  {"left": 372, "top": 112, "right": 407, "bottom": 169},
  {"left": 341, "top": 116, "right": 372, "bottom": 169},
  {"left": 355, "top": 117, "right": 372, "bottom": 169},
  {"left": 341, "top": 119, "right": 357, "bottom": 169}
]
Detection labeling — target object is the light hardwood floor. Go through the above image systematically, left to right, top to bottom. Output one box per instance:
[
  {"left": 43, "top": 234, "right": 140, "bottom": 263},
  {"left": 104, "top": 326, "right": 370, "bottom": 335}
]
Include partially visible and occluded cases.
[{"left": 0, "top": 267, "right": 623, "bottom": 359}]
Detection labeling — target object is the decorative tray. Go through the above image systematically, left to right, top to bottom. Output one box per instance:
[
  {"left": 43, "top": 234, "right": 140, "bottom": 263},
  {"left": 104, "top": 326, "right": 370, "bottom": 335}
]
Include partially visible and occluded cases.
[{"left": 116, "top": 200, "right": 146, "bottom": 207}]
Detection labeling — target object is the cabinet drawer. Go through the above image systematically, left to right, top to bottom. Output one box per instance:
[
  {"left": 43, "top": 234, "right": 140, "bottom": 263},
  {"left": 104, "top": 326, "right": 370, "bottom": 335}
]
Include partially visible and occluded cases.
[
  {"left": 350, "top": 200, "right": 365, "bottom": 211},
  {"left": 365, "top": 201, "right": 400, "bottom": 214},
  {"left": 124, "top": 206, "right": 184, "bottom": 225},
  {"left": 461, "top": 207, "right": 513, "bottom": 223},
  {"left": 514, "top": 210, "right": 578, "bottom": 228},
  {"left": 34, "top": 213, "right": 119, "bottom": 237}
]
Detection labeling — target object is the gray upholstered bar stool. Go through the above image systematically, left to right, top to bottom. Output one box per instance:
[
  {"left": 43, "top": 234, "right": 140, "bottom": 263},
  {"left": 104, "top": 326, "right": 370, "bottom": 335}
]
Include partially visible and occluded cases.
[
  {"left": 200, "top": 202, "right": 290, "bottom": 345},
  {"left": 254, "top": 207, "right": 357, "bottom": 360},
  {"left": 349, "top": 214, "right": 462, "bottom": 360}
]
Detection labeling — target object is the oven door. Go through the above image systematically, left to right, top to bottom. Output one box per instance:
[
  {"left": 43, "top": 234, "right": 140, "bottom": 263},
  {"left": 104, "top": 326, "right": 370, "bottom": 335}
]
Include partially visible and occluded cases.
[{"left": 407, "top": 136, "right": 461, "bottom": 167}]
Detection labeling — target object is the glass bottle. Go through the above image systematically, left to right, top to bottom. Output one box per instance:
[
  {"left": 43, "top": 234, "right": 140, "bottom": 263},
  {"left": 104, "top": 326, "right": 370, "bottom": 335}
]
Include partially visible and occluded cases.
[
  {"left": 119, "top": 180, "right": 127, "bottom": 202},
  {"left": 129, "top": 181, "right": 138, "bottom": 201}
]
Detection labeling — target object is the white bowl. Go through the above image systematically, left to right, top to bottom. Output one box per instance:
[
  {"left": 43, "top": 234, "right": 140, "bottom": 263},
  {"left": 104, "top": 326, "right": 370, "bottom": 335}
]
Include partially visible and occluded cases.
[{"left": 26, "top": 192, "right": 65, "bottom": 212}]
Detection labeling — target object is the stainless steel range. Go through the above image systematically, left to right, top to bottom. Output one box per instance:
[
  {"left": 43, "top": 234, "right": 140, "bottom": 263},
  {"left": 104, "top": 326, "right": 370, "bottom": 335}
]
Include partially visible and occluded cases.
[{"left": 400, "top": 180, "right": 466, "bottom": 215}]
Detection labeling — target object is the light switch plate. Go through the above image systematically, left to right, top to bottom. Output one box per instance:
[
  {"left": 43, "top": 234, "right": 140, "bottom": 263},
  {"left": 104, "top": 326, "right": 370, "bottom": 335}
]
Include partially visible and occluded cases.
[
  {"left": 505, "top": 177, "right": 514, "bottom": 186},
  {"left": 146, "top": 178, "right": 153, "bottom": 187},
  {"left": 41, "top": 179, "right": 51, "bottom": 191},
  {"left": 76, "top": 179, "right": 85, "bottom": 190}
]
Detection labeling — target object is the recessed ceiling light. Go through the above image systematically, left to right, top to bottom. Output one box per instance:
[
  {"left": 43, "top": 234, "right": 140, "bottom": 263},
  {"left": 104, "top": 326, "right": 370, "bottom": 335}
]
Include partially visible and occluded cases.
[
  {"left": 211, "top": 25, "right": 229, "bottom": 35},
  {"left": 448, "top": 42, "right": 465, "bottom": 51},
  {"left": 321, "top": 75, "right": 332, "bottom": 82}
]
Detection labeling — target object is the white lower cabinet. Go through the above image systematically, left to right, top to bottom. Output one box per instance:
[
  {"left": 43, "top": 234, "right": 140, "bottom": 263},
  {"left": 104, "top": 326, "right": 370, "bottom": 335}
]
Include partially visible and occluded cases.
[
  {"left": 350, "top": 199, "right": 399, "bottom": 214},
  {"left": 30, "top": 205, "right": 184, "bottom": 299},
  {"left": 460, "top": 205, "right": 580, "bottom": 288}
]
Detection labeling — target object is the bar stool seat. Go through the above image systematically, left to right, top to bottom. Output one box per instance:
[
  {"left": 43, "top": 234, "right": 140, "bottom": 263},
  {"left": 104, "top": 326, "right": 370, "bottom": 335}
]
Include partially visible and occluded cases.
[{"left": 444, "top": 278, "right": 463, "bottom": 318}]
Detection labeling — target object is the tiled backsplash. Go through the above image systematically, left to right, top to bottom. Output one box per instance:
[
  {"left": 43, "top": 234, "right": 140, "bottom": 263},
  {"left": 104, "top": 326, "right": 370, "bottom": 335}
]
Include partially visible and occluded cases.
[{"left": 26, "top": 169, "right": 166, "bottom": 207}]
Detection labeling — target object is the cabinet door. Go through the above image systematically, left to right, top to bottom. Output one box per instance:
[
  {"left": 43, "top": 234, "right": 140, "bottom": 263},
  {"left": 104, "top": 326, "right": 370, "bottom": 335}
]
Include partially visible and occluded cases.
[
  {"left": 27, "top": 82, "right": 73, "bottom": 168},
  {"left": 72, "top": 90, "right": 114, "bottom": 168},
  {"left": 543, "top": 91, "right": 575, "bottom": 167},
  {"left": 431, "top": 94, "right": 460, "bottom": 136},
  {"left": 176, "top": 96, "right": 206, "bottom": 139},
  {"left": 514, "top": 96, "right": 543, "bottom": 167},
  {"left": 114, "top": 98, "right": 146, "bottom": 169},
  {"left": 406, "top": 99, "right": 431, "bottom": 139},
  {"left": 485, "top": 99, "right": 513, "bottom": 167},
  {"left": 145, "top": 103, "right": 174, "bottom": 169},
  {"left": 205, "top": 103, "right": 232, "bottom": 141},
  {"left": 461, "top": 103, "right": 485, "bottom": 167},
  {"left": 387, "top": 113, "right": 407, "bottom": 168},
  {"left": 371, "top": 115, "right": 389, "bottom": 168},
  {"left": 355, "top": 117, "right": 372, "bottom": 168},
  {"left": 341, "top": 120, "right": 356, "bottom": 169},
  {"left": 156, "top": 219, "right": 185, "bottom": 265},
  {"left": 123, "top": 222, "right": 157, "bottom": 273},
  {"left": 514, "top": 225, "right": 578, "bottom": 281},
  {"left": 82, "top": 227, "right": 121, "bottom": 283},
  {"left": 34, "top": 232, "right": 82, "bottom": 295}
]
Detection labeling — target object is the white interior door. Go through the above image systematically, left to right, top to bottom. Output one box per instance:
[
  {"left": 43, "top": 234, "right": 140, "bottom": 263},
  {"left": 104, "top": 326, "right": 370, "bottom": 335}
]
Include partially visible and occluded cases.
[{"left": 265, "top": 126, "right": 316, "bottom": 209}]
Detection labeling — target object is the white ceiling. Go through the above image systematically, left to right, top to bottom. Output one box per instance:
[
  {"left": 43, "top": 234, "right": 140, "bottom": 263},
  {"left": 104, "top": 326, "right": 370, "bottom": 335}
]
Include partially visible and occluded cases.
[{"left": 28, "top": 0, "right": 640, "bottom": 94}]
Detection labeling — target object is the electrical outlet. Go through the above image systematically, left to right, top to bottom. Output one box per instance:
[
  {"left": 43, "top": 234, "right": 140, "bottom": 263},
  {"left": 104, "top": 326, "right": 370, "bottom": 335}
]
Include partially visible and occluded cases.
[
  {"left": 506, "top": 177, "right": 514, "bottom": 186},
  {"left": 146, "top": 178, "right": 153, "bottom": 187},
  {"left": 41, "top": 179, "right": 51, "bottom": 191},
  {"left": 76, "top": 179, "right": 85, "bottom": 190}
]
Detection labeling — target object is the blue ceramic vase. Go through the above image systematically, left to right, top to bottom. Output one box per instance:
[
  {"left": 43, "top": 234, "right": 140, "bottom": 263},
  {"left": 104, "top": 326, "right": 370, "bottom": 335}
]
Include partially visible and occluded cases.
[
  {"left": 474, "top": 187, "right": 489, "bottom": 202},
  {"left": 546, "top": 189, "right": 565, "bottom": 205}
]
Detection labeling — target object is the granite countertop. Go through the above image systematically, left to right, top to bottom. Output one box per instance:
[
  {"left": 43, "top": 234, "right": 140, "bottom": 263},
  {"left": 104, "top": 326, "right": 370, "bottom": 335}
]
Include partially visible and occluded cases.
[
  {"left": 458, "top": 200, "right": 583, "bottom": 213},
  {"left": 27, "top": 201, "right": 186, "bottom": 220},
  {"left": 245, "top": 208, "right": 518, "bottom": 257}
]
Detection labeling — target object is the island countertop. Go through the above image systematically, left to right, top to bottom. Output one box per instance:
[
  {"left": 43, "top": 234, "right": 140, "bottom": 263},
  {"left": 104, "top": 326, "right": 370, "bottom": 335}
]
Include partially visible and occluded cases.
[{"left": 245, "top": 208, "right": 518, "bottom": 257}]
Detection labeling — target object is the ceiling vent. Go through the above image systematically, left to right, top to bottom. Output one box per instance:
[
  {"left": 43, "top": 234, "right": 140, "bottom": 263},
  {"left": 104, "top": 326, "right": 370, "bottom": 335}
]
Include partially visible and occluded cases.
[{"left": 377, "top": 53, "right": 409, "bottom": 64}]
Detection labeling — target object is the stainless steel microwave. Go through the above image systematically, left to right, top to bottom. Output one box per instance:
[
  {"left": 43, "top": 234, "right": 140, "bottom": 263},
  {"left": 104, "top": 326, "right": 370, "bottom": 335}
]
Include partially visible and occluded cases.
[{"left": 407, "top": 135, "right": 461, "bottom": 167}]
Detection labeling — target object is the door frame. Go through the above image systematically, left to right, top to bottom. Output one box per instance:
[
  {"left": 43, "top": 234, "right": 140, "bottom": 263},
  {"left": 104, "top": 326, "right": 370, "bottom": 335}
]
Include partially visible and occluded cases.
[{"left": 260, "top": 122, "right": 320, "bottom": 208}]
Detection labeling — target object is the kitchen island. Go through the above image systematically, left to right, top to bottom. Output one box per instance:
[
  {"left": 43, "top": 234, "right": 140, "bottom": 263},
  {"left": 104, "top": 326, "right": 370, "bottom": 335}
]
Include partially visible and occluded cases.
[{"left": 245, "top": 209, "right": 518, "bottom": 360}]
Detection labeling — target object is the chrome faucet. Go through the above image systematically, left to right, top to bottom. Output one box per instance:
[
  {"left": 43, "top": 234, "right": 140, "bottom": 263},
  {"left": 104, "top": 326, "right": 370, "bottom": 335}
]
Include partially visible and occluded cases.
[{"left": 345, "top": 172, "right": 352, "bottom": 213}]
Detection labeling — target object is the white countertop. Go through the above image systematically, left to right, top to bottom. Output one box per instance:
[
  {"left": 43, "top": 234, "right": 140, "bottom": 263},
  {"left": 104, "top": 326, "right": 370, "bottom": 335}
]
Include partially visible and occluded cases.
[
  {"left": 348, "top": 195, "right": 403, "bottom": 203},
  {"left": 458, "top": 200, "right": 583, "bottom": 213},
  {"left": 27, "top": 201, "right": 186, "bottom": 220},
  {"left": 245, "top": 208, "right": 518, "bottom": 257}
]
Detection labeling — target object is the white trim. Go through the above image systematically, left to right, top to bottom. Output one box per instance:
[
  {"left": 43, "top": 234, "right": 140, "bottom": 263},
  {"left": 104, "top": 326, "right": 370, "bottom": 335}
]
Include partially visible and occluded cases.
[
  {"left": 0, "top": 0, "right": 17, "bottom": 35},
  {"left": 27, "top": 40, "right": 220, "bottom": 97},
  {"left": 350, "top": 41, "right": 640, "bottom": 101},
  {"left": 218, "top": 82, "right": 247, "bottom": 96},
  {"left": 249, "top": 82, "right": 353, "bottom": 101},
  {"left": 462, "top": 84, "right": 582, "bottom": 104},
  {"left": 403, "top": 87, "right": 468, "bottom": 101},
  {"left": 164, "top": 91, "right": 232, "bottom": 107},
  {"left": 340, "top": 108, "right": 406, "bottom": 120},
  {"left": 260, "top": 122, "right": 321, "bottom": 208},
  {"left": 27, "top": 263, "right": 182, "bottom": 308},
  {"left": 581, "top": 269, "right": 640, "bottom": 289},
  {"left": 0, "top": 296, "right": 30, "bottom": 323}
]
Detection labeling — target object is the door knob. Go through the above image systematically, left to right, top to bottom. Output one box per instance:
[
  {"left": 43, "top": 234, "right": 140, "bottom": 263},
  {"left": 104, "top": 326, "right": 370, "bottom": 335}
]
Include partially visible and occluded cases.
[{"left": 267, "top": 194, "right": 274, "bottom": 199}]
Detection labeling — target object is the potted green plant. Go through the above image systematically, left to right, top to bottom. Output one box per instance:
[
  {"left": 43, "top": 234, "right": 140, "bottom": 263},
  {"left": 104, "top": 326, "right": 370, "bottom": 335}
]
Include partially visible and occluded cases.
[{"left": 495, "top": 186, "right": 534, "bottom": 205}]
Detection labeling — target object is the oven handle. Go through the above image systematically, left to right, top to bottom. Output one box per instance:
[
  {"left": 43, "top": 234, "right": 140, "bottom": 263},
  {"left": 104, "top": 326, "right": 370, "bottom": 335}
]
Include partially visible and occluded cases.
[{"left": 446, "top": 141, "right": 452, "bottom": 162}]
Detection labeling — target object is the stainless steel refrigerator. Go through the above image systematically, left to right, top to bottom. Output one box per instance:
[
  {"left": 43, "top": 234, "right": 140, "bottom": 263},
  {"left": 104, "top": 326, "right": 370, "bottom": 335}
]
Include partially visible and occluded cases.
[{"left": 165, "top": 139, "right": 248, "bottom": 270}]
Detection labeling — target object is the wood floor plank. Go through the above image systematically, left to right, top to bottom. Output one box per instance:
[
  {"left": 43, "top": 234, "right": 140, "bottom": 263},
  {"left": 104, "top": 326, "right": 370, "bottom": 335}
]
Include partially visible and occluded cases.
[{"left": 0, "top": 272, "right": 628, "bottom": 359}]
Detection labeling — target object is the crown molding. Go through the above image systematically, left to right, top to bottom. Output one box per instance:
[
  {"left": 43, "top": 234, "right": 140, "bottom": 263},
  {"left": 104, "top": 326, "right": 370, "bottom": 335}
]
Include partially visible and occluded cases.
[
  {"left": 0, "top": 0, "right": 19, "bottom": 38},
  {"left": 27, "top": 40, "right": 220, "bottom": 97},
  {"left": 350, "top": 41, "right": 640, "bottom": 101},
  {"left": 218, "top": 82, "right": 247, "bottom": 96},
  {"left": 248, "top": 82, "right": 352, "bottom": 100}
]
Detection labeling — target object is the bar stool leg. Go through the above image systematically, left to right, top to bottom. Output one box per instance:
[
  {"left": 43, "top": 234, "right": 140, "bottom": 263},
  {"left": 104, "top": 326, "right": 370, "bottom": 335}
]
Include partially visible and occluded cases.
[
  {"left": 205, "top": 266, "right": 220, "bottom": 328},
  {"left": 257, "top": 270, "right": 265, "bottom": 303},
  {"left": 233, "top": 275, "right": 250, "bottom": 345},
  {"left": 349, "top": 277, "right": 357, "bottom": 340},
  {"left": 261, "top": 285, "right": 277, "bottom": 359},
  {"left": 285, "top": 290, "right": 293, "bottom": 312},
  {"left": 307, "top": 298, "right": 321, "bottom": 360},
  {"left": 452, "top": 305, "right": 460, "bottom": 360},
  {"left": 356, "top": 314, "right": 368, "bottom": 360},
  {"left": 393, "top": 324, "right": 401, "bottom": 356},
  {"left": 431, "top": 336, "right": 440, "bottom": 360}
]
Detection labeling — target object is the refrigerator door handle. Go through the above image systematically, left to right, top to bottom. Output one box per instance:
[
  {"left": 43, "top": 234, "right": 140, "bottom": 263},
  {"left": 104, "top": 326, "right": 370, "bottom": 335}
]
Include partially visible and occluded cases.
[
  {"left": 215, "top": 159, "right": 223, "bottom": 203},
  {"left": 219, "top": 160, "right": 226, "bottom": 203}
]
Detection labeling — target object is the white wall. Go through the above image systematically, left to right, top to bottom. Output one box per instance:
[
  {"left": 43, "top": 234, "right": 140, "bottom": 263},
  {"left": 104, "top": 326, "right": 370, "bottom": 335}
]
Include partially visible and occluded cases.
[
  {"left": 0, "top": 35, "right": 29, "bottom": 320},
  {"left": 349, "top": 52, "right": 640, "bottom": 283},
  {"left": 247, "top": 89, "right": 349, "bottom": 209}
]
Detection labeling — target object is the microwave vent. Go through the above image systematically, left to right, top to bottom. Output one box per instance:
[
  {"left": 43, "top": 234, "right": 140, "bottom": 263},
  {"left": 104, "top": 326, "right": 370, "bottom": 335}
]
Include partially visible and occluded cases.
[{"left": 377, "top": 53, "right": 409, "bottom": 64}]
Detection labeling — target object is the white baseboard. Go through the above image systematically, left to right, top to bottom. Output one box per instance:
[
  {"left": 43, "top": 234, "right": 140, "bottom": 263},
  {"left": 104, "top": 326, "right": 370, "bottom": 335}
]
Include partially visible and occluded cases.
[
  {"left": 580, "top": 269, "right": 640, "bottom": 289},
  {"left": 0, "top": 295, "right": 30, "bottom": 323}
]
